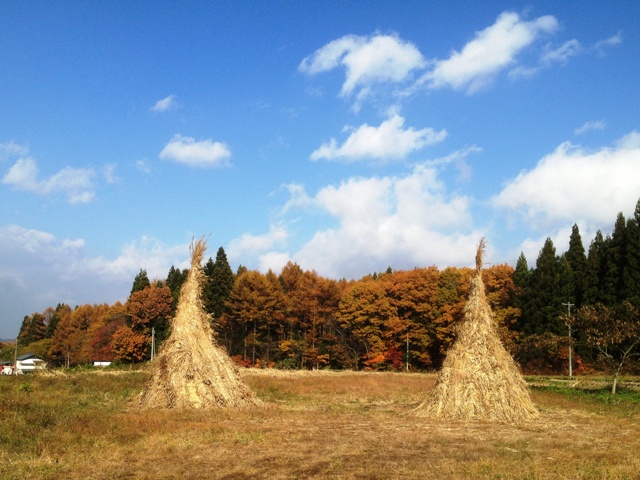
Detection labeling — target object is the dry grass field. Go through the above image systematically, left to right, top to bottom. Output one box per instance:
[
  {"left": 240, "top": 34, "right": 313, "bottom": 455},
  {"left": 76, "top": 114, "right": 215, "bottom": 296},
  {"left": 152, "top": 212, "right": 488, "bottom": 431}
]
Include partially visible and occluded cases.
[{"left": 1, "top": 368, "right": 639, "bottom": 479}]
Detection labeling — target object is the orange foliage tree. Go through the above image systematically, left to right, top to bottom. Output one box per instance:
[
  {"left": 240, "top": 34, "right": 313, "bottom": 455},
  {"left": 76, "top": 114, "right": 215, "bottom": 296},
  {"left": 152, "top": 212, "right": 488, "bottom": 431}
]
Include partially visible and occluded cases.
[
  {"left": 337, "top": 278, "right": 399, "bottom": 370},
  {"left": 110, "top": 325, "right": 148, "bottom": 363}
]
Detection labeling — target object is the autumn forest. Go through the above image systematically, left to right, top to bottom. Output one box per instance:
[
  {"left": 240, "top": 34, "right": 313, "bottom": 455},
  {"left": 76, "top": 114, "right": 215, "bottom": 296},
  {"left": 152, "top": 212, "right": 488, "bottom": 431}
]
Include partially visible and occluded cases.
[{"left": 6, "top": 199, "right": 640, "bottom": 376}]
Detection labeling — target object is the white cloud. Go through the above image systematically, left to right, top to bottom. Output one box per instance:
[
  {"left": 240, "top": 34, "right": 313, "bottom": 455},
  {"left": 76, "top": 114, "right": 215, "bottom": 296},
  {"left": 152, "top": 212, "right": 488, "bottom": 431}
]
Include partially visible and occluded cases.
[
  {"left": 421, "top": 12, "right": 558, "bottom": 94},
  {"left": 595, "top": 32, "right": 622, "bottom": 54},
  {"left": 299, "top": 33, "right": 425, "bottom": 98},
  {"left": 541, "top": 39, "right": 582, "bottom": 65},
  {"left": 151, "top": 94, "right": 178, "bottom": 113},
  {"left": 310, "top": 114, "right": 447, "bottom": 163},
  {"left": 574, "top": 120, "right": 606, "bottom": 136},
  {"left": 492, "top": 131, "right": 640, "bottom": 231},
  {"left": 616, "top": 131, "right": 640, "bottom": 149},
  {"left": 159, "top": 134, "right": 232, "bottom": 168},
  {"left": 0, "top": 141, "right": 29, "bottom": 160},
  {"left": 427, "top": 145, "right": 482, "bottom": 183},
  {"left": 2, "top": 156, "right": 96, "bottom": 204},
  {"left": 2, "top": 157, "right": 39, "bottom": 190},
  {"left": 136, "top": 159, "right": 151, "bottom": 173},
  {"left": 102, "top": 163, "right": 119, "bottom": 184},
  {"left": 279, "top": 163, "right": 481, "bottom": 279},
  {"left": 279, "top": 183, "right": 315, "bottom": 215},
  {"left": 0, "top": 225, "right": 192, "bottom": 337},
  {"left": 226, "top": 225, "right": 288, "bottom": 265},
  {"left": 258, "top": 251, "right": 292, "bottom": 274}
]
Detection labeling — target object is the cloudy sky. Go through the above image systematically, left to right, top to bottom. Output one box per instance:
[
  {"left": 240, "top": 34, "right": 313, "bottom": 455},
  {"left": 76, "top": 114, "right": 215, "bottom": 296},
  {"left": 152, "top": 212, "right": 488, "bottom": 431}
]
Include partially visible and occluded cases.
[{"left": 1, "top": 1, "right": 639, "bottom": 338}]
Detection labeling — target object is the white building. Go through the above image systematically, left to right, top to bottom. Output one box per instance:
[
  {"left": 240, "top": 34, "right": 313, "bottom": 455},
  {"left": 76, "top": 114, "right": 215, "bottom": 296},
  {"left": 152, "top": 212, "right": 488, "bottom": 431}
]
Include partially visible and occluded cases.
[{"left": 16, "top": 353, "right": 47, "bottom": 373}]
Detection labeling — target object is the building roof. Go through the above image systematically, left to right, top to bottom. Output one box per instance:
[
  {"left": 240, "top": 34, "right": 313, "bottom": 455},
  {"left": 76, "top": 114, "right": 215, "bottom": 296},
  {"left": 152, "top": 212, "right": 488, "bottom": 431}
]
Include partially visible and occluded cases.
[{"left": 16, "top": 353, "right": 40, "bottom": 361}]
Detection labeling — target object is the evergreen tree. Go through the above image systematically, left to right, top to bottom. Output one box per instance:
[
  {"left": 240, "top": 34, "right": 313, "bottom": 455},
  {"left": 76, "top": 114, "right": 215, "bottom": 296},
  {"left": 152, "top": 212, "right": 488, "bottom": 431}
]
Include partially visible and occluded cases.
[
  {"left": 623, "top": 199, "right": 640, "bottom": 307},
  {"left": 602, "top": 213, "right": 626, "bottom": 305},
  {"left": 565, "top": 224, "right": 588, "bottom": 307},
  {"left": 584, "top": 230, "right": 606, "bottom": 305},
  {"left": 520, "top": 238, "right": 563, "bottom": 334},
  {"left": 203, "top": 247, "right": 236, "bottom": 323},
  {"left": 513, "top": 252, "right": 530, "bottom": 313},
  {"left": 514, "top": 253, "right": 531, "bottom": 292},
  {"left": 558, "top": 255, "right": 574, "bottom": 305},
  {"left": 202, "top": 257, "right": 216, "bottom": 315},
  {"left": 165, "top": 265, "right": 187, "bottom": 314},
  {"left": 236, "top": 265, "right": 248, "bottom": 277},
  {"left": 130, "top": 269, "right": 151, "bottom": 297},
  {"left": 44, "top": 305, "right": 65, "bottom": 339},
  {"left": 17, "top": 315, "right": 32, "bottom": 344}
]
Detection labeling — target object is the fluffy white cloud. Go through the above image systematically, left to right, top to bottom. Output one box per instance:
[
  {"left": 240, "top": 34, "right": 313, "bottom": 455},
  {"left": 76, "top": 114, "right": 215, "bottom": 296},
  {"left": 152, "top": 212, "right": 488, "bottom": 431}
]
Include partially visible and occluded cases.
[
  {"left": 422, "top": 12, "right": 558, "bottom": 94},
  {"left": 299, "top": 33, "right": 425, "bottom": 97},
  {"left": 151, "top": 94, "right": 178, "bottom": 113},
  {"left": 310, "top": 114, "right": 447, "bottom": 163},
  {"left": 492, "top": 131, "right": 640, "bottom": 231},
  {"left": 160, "top": 134, "right": 231, "bottom": 168},
  {"left": 2, "top": 156, "right": 96, "bottom": 204},
  {"left": 284, "top": 163, "right": 481, "bottom": 278},
  {"left": 0, "top": 225, "right": 191, "bottom": 337},
  {"left": 226, "top": 225, "right": 288, "bottom": 265},
  {"left": 258, "top": 251, "right": 292, "bottom": 274}
]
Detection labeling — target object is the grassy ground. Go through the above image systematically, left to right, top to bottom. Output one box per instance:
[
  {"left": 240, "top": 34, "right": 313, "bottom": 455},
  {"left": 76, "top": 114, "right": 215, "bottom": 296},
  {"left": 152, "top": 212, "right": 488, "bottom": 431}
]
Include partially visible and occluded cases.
[{"left": 1, "top": 368, "right": 639, "bottom": 479}]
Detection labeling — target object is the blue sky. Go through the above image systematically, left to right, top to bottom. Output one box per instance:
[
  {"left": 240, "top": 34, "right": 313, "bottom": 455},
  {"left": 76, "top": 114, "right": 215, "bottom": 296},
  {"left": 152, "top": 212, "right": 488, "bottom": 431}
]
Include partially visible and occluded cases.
[{"left": 1, "top": 1, "right": 639, "bottom": 338}]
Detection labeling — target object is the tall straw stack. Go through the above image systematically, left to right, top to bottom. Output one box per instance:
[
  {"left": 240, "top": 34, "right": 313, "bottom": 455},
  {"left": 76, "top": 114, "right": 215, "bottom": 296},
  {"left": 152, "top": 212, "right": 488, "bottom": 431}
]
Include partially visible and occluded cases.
[
  {"left": 138, "top": 237, "right": 260, "bottom": 409},
  {"left": 415, "top": 238, "right": 537, "bottom": 422}
]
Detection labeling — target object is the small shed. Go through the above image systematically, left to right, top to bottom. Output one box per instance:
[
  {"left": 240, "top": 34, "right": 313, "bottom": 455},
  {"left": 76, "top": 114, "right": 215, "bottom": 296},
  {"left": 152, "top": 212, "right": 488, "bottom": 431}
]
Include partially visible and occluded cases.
[{"left": 16, "top": 353, "right": 47, "bottom": 373}]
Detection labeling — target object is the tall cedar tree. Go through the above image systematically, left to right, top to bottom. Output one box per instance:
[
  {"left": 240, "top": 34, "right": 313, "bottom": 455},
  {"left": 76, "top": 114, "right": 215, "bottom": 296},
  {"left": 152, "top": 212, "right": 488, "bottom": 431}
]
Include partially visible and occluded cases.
[
  {"left": 623, "top": 199, "right": 640, "bottom": 307},
  {"left": 601, "top": 213, "right": 627, "bottom": 305},
  {"left": 565, "top": 224, "right": 588, "bottom": 307},
  {"left": 584, "top": 230, "right": 607, "bottom": 305},
  {"left": 520, "top": 238, "right": 564, "bottom": 334},
  {"left": 203, "top": 247, "right": 235, "bottom": 324},
  {"left": 166, "top": 265, "right": 187, "bottom": 314},
  {"left": 130, "top": 269, "right": 151, "bottom": 297},
  {"left": 44, "top": 304, "right": 65, "bottom": 338},
  {"left": 18, "top": 313, "right": 46, "bottom": 345}
]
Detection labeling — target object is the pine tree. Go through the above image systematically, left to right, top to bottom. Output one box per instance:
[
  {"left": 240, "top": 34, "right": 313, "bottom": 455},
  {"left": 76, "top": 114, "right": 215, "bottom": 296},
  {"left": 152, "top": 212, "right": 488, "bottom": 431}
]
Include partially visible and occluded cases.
[
  {"left": 623, "top": 199, "right": 640, "bottom": 307},
  {"left": 602, "top": 213, "right": 627, "bottom": 305},
  {"left": 565, "top": 224, "right": 588, "bottom": 307},
  {"left": 584, "top": 230, "right": 606, "bottom": 305},
  {"left": 520, "top": 238, "right": 563, "bottom": 334},
  {"left": 203, "top": 247, "right": 236, "bottom": 323},
  {"left": 512, "top": 252, "right": 531, "bottom": 331},
  {"left": 514, "top": 253, "right": 530, "bottom": 296},
  {"left": 166, "top": 265, "right": 187, "bottom": 314},
  {"left": 130, "top": 269, "right": 151, "bottom": 297}
]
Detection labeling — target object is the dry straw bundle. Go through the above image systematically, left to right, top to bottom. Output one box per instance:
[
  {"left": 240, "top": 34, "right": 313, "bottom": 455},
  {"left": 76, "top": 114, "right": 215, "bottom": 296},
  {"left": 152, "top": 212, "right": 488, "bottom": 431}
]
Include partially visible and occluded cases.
[
  {"left": 138, "top": 237, "right": 260, "bottom": 409},
  {"left": 415, "top": 239, "right": 537, "bottom": 422}
]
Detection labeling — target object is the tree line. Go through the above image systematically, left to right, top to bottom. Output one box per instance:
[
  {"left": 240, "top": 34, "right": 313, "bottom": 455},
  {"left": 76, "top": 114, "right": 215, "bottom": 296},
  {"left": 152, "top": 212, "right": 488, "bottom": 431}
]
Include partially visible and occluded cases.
[{"left": 6, "top": 199, "right": 640, "bottom": 376}]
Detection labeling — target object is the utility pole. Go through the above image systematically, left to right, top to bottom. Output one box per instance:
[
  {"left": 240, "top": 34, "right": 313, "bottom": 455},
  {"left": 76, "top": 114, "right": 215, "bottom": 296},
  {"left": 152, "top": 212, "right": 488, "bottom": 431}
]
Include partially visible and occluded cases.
[
  {"left": 562, "top": 302, "right": 574, "bottom": 377},
  {"left": 151, "top": 327, "right": 156, "bottom": 361},
  {"left": 406, "top": 329, "right": 410, "bottom": 372},
  {"left": 14, "top": 337, "right": 18, "bottom": 375}
]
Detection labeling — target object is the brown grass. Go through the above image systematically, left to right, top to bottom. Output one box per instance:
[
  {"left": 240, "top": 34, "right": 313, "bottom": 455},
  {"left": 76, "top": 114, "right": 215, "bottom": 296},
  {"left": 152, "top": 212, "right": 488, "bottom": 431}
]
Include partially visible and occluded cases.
[
  {"left": 138, "top": 237, "right": 260, "bottom": 409},
  {"left": 416, "top": 239, "right": 538, "bottom": 422},
  {"left": 1, "top": 369, "right": 639, "bottom": 479}
]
